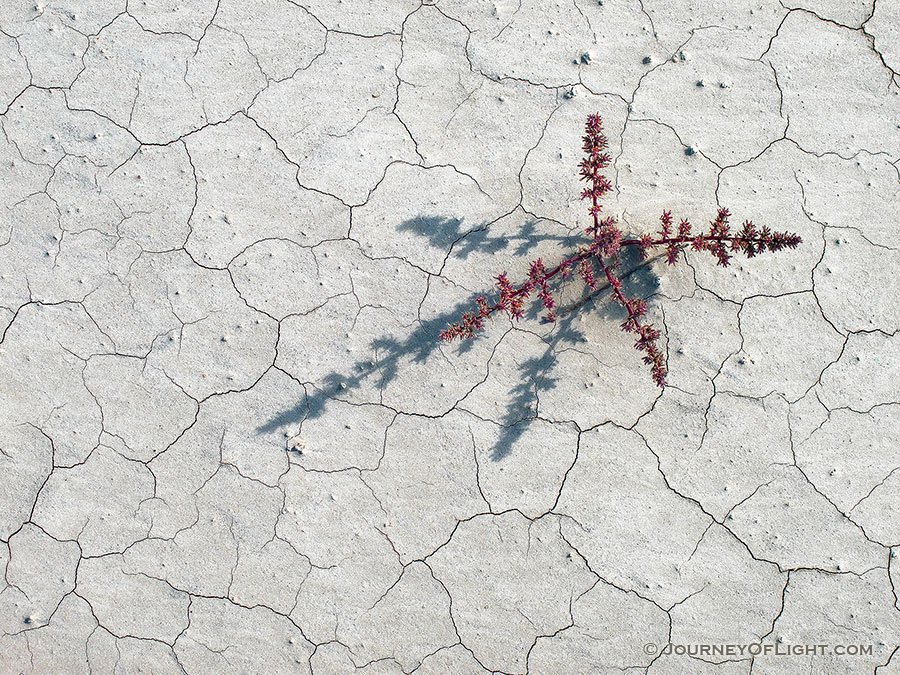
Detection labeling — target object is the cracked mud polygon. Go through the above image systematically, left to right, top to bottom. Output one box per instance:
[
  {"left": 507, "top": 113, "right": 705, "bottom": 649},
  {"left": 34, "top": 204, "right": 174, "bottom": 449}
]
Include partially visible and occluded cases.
[{"left": 1, "top": 0, "right": 899, "bottom": 673}]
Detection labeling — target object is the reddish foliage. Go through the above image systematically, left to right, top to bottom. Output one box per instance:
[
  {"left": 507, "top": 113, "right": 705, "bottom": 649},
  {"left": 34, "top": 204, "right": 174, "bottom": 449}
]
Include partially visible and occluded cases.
[{"left": 440, "top": 114, "right": 802, "bottom": 387}]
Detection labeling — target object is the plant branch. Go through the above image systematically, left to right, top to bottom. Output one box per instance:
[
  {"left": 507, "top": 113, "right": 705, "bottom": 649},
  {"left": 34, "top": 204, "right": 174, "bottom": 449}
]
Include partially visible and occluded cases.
[{"left": 440, "top": 113, "right": 802, "bottom": 388}]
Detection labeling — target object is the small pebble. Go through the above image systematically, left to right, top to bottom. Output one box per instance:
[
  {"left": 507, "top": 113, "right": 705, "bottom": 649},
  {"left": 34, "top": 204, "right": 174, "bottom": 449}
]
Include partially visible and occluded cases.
[
  {"left": 580, "top": 51, "right": 592, "bottom": 65},
  {"left": 642, "top": 55, "right": 652, "bottom": 64},
  {"left": 696, "top": 79, "right": 705, "bottom": 87},
  {"left": 685, "top": 146, "right": 696, "bottom": 156}
]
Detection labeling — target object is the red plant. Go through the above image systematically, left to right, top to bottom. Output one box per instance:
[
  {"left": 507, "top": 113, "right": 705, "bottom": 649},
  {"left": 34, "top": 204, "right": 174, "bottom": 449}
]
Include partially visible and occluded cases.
[{"left": 440, "top": 114, "right": 802, "bottom": 387}]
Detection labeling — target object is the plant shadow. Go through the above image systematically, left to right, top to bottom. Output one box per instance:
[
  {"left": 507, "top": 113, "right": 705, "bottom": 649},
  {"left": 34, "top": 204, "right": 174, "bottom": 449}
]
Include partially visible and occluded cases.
[
  {"left": 257, "top": 214, "right": 661, "bottom": 462},
  {"left": 398, "top": 214, "right": 578, "bottom": 261},
  {"left": 487, "top": 243, "right": 661, "bottom": 460}
]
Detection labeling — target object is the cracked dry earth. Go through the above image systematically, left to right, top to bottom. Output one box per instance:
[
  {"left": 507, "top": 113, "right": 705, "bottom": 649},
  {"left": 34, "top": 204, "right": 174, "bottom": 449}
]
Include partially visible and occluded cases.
[{"left": 1, "top": 0, "right": 900, "bottom": 673}]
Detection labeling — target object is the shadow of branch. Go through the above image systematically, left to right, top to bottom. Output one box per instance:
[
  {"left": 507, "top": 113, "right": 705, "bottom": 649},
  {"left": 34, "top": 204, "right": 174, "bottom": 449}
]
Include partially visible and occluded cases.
[
  {"left": 398, "top": 215, "right": 576, "bottom": 261},
  {"left": 258, "top": 216, "right": 662, "bottom": 462}
]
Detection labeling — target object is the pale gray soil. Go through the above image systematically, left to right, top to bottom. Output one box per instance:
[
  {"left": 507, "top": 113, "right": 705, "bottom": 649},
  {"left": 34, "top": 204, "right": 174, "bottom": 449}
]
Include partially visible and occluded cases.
[{"left": 1, "top": 1, "right": 899, "bottom": 673}]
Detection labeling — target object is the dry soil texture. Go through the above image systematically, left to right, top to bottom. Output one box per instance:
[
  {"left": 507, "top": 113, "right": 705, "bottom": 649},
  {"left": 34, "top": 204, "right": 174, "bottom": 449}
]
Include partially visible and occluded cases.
[{"left": 1, "top": 0, "right": 900, "bottom": 674}]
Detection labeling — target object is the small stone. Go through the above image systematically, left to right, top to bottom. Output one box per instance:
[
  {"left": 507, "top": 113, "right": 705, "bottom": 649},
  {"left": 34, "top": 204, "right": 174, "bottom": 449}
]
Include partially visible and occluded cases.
[
  {"left": 580, "top": 51, "right": 592, "bottom": 65},
  {"left": 642, "top": 55, "right": 652, "bottom": 64},
  {"left": 696, "top": 79, "right": 705, "bottom": 87},
  {"left": 719, "top": 81, "right": 731, "bottom": 88},
  {"left": 563, "top": 87, "right": 577, "bottom": 99},
  {"left": 685, "top": 146, "right": 696, "bottom": 156}
]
